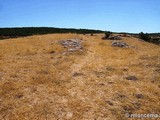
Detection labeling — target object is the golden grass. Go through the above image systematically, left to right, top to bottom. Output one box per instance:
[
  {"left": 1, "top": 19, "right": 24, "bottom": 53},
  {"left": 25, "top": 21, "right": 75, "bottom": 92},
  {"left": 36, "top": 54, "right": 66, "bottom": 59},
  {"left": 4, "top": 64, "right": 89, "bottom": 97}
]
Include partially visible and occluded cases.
[{"left": 0, "top": 33, "right": 160, "bottom": 120}]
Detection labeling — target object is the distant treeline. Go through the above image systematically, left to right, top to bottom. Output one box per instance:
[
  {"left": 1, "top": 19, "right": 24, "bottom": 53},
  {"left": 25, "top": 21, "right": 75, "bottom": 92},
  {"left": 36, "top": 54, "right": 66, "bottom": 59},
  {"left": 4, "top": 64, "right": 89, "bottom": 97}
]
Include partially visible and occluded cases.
[
  {"left": 0, "top": 27, "right": 104, "bottom": 39},
  {"left": 116, "top": 32, "right": 160, "bottom": 45},
  {"left": 116, "top": 32, "right": 160, "bottom": 36},
  {"left": 138, "top": 32, "right": 160, "bottom": 45},
  {"left": 147, "top": 33, "right": 160, "bottom": 37}
]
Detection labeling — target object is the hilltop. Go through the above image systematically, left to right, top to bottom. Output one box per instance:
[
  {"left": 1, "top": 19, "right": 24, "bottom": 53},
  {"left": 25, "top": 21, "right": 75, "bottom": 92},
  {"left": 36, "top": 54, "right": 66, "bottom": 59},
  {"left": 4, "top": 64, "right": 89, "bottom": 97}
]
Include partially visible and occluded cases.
[{"left": 0, "top": 33, "right": 160, "bottom": 119}]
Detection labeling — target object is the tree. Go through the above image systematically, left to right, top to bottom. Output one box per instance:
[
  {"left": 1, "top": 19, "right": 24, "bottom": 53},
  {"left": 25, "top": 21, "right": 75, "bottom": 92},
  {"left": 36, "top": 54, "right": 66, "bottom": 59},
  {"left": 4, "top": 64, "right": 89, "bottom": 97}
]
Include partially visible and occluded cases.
[
  {"left": 102, "top": 31, "right": 112, "bottom": 39},
  {"left": 139, "top": 32, "right": 151, "bottom": 42}
]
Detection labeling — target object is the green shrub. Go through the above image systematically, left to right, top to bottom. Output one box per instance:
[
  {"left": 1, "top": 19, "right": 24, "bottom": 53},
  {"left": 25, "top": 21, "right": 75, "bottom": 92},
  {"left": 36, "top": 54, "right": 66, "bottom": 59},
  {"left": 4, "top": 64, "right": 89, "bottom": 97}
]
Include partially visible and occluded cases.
[
  {"left": 103, "top": 31, "right": 112, "bottom": 39},
  {"left": 139, "top": 32, "right": 151, "bottom": 42}
]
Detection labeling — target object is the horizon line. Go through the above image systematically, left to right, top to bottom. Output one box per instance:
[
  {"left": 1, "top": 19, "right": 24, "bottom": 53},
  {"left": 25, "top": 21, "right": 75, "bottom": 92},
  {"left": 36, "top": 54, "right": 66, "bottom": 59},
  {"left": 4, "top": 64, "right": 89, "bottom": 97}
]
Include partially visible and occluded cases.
[{"left": 0, "top": 26, "right": 159, "bottom": 34}]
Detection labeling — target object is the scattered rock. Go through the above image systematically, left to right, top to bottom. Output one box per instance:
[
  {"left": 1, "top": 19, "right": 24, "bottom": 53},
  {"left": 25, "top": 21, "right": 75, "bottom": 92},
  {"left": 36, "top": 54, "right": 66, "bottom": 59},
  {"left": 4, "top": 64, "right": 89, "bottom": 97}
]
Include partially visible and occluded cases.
[
  {"left": 102, "top": 34, "right": 122, "bottom": 40},
  {"left": 108, "top": 35, "right": 122, "bottom": 40},
  {"left": 59, "top": 39, "right": 83, "bottom": 53},
  {"left": 112, "top": 41, "right": 129, "bottom": 48},
  {"left": 49, "top": 51, "right": 55, "bottom": 54},
  {"left": 122, "top": 68, "right": 128, "bottom": 71},
  {"left": 155, "top": 68, "right": 160, "bottom": 73},
  {"left": 73, "top": 72, "right": 83, "bottom": 77},
  {"left": 126, "top": 76, "right": 138, "bottom": 81},
  {"left": 108, "top": 81, "right": 114, "bottom": 84},
  {"left": 99, "top": 83, "right": 105, "bottom": 86},
  {"left": 115, "top": 92, "right": 126, "bottom": 100},
  {"left": 15, "top": 94, "right": 23, "bottom": 98},
  {"left": 134, "top": 94, "right": 144, "bottom": 99},
  {"left": 105, "top": 101, "right": 114, "bottom": 106},
  {"left": 123, "top": 106, "right": 134, "bottom": 113}
]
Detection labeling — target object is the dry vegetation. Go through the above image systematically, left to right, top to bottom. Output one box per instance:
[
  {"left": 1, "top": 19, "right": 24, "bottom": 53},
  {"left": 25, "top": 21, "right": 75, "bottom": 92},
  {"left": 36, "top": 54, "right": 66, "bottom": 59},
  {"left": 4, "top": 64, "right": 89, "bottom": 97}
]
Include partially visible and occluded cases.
[{"left": 0, "top": 33, "right": 160, "bottom": 120}]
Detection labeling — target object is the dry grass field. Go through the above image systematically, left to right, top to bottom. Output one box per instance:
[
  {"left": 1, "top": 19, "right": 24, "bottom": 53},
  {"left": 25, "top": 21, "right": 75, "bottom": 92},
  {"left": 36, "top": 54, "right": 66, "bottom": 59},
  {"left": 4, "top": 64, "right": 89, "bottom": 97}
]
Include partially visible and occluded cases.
[{"left": 0, "top": 33, "right": 160, "bottom": 120}]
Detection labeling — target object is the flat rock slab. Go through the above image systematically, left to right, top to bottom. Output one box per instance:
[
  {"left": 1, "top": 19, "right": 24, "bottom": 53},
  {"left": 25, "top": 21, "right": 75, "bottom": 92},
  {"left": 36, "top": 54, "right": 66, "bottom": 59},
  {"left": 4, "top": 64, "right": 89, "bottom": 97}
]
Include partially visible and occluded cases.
[
  {"left": 102, "top": 35, "right": 122, "bottom": 40},
  {"left": 108, "top": 36, "right": 122, "bottom": 40},
  {"left": 59, "top": 39, "right": 83, "bottom": 52},
  {"left": 112, "top": 41, "right": 129, "bottom": 48}
]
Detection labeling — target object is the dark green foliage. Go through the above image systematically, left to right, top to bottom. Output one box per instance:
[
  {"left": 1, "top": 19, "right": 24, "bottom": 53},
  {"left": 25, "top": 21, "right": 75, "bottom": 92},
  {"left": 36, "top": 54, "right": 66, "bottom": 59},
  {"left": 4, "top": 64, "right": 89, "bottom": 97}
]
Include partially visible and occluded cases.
[
  {"left": 0, "top": 27, "right": 104, "bottom": 40},
  {"left": 104, "top": 31, "right": 112, "bottom": 39},
  {"left": 139, "top": 32, "right": 151, "bottom": 42},
  {"left": 139, "top": 32, "right": 160, "bottom": 45},
  {"left": 149, "top": 33, "right": 160, "bottom": 37},
  {"left": 151, "top": 38, "right": 160, "bottom": 44}
]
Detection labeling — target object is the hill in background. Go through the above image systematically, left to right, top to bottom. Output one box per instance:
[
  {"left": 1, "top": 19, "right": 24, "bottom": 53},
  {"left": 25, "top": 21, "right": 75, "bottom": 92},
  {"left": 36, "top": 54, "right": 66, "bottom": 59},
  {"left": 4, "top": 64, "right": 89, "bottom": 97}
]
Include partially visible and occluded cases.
[
  {"left": 0, "top": 27, "right": 104, "bottom": 39},
  {"left": 0, "top": 27, "right": 159, "bottom": 45}
]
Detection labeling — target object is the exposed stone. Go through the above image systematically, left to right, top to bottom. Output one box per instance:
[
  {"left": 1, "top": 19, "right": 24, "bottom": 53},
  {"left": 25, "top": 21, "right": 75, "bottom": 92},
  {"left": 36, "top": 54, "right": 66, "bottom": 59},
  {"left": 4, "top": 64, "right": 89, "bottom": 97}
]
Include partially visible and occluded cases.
[
  {"left": 102, "top": 34, "right": 122, "bottom": 40},
  {"left": 108, "top": 35, "right": 122, "bottom": 40},
  {"left": 59, "top": 39, "right": 83, "bottom": 53},
  {"left": 112, "top": 41, "right": 129, "bottom": 48},
  {"left": 49, "top": 51, "right": 55, "bottom": 54},
  {"left": 122, "top": 68, "right": 128, "bottom": 71},
  {"left": 73, "top": 72, "right": 83, "bottom": 77},
  {"left": 126, "top": 76, "right": 138, "bottom": 81},
  {"left": 108, "top": 81, "right": 114, "bottom": 84},
  {"left": 99, "top": 83, "right": 105, "bottom": 85},
  {"left": 115, "top": 92, "right": 126, "bottom": 100},
  {"left": 116, "top": 93, "right": 126, "bottom": 98},
  {"left": 15, "top": 94, "right": 23, "bottom": 99},
  {"left": 134, "top": 94, "right": 144, "bottom": 99},
  {"left": 105, "top": 101, "right": 114, "bottom": 106},
  {"left": 123, "top": 106, "right": 134, "bottom": 113}
]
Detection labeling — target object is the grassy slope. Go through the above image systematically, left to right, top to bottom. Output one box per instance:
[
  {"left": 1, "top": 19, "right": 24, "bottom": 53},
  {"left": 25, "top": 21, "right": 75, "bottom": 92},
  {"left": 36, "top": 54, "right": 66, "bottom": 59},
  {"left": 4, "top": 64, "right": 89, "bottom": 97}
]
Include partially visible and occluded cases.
[{"left": 0, "top": 33, "right": 160, "bottom": 120}]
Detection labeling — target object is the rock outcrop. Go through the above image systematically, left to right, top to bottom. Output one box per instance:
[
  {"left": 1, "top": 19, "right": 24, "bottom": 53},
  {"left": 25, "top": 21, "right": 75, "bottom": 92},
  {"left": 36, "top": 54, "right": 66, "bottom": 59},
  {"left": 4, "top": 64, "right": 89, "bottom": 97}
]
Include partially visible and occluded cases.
[
  {"left": 59, "top": 39, "right": 83, "bottom": 52},
  {"left": 111, "top": 41, "right": 129, "bottom": 48}
]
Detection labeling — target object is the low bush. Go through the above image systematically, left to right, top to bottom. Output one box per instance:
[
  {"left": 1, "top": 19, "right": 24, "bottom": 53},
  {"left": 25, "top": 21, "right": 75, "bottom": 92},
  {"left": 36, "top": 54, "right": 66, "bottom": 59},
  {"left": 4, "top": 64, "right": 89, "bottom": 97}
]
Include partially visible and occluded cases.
[
  {"left": 102, "top": 31, "right": 112, "bottom": 39},
  {"left": 139, "top": 32, "right": 151, "bottom": 42}
]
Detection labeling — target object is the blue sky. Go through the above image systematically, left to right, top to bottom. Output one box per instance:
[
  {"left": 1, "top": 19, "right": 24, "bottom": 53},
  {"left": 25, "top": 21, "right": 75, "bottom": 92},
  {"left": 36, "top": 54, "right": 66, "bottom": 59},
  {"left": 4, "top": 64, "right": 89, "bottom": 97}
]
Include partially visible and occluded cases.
[{"left": 0, "top": 0, "right": 159, "bottom": 33}]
